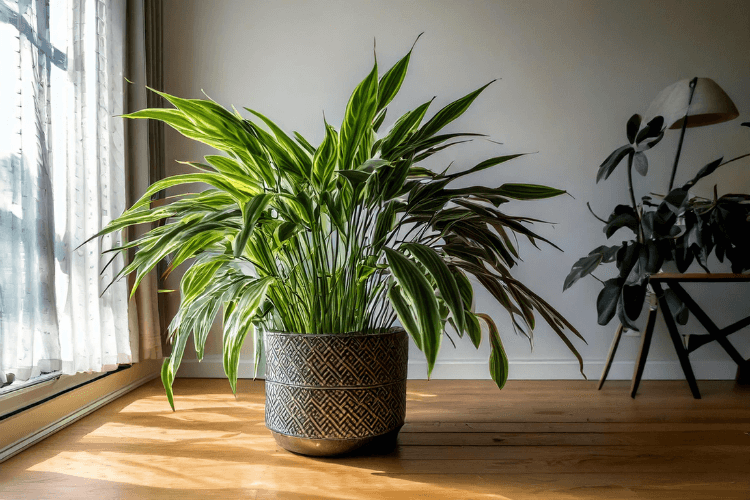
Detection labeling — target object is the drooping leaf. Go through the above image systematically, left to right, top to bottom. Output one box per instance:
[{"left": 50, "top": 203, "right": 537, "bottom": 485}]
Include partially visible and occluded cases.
[
  {"left": 597, "top": 145, "right": 633, "bottom": 183},
  {"left": 633, "top": 152, "right": 648, "bottom": 176},
  {"left": 604, "top": 205, "right": 639, "bottom": 238},
  {"left": 402, "top": 242, "right": 466, "bottom": 335},
  {"left": 384, "top": 247, "right": 442, "bottom": 377},
  {"left": 564, "top": 253, "right": 604, "bottom": 291},
  {"left": 223, "top": 276, "right": 275, "bottom": 394},
  {"left": 596, "top": 278, "right": 621, "bottom": 325},
  {"left": 621, "top": 282, "right": 647, "bottom": 323},
  {"left": 388, "top": 283, "right": 422, "bottom": 350},
  {"left": 464, "top": 310, "right": 482, "bottom": 348},
  {"left": 477, "top": 313, "right": 508, "bottom": 389},
  {"left": 160, "top": 328, "right": 191, "bottom": 411}
]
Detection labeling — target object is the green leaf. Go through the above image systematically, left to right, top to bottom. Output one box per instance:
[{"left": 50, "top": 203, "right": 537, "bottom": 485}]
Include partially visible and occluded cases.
[
  {"left": 377, "top": 34, "right": 420, "bottom": 112},
  {"left": 339, "top": 62, "right": 379, "bottom": 170},
  {"left": 415, "top": 81, "right": 495, "bottom": 142},
  {"left": 380, "top": 99, "right": 433, "bottom": 158},
  {"left": 123, "top": 108, "right": 196, "bottom": 131},
  {"left": 244, "top": 108, "right": 313, "bottom": 178},
  {"left": 372, "top": 108, "right": 387, "bottom": 133},
  {"left": 313, "top": 121, "right": 339, "bottom": 190},
  {"left": 293, "top": 131, "right": 316, "bottom": 155},
  {"left": 445, "top": 154, "right": 526, "bottom": 180},
  {"left": 337, "top": 169, "right": 371, "bottom": 190},
  {"left": 494, "top": 183, "right": 567, "bottom": 200},
  {"left": 234, "top": 193, "right": 274, "bottom": 258},
  {"left": 372, "top": 201, "right": 396, "bottom": 252},
  {"left": 273, "top": 221, "right": 300, "bottom": 245},
  {"left": 402, "top": 243, "right": 465, "bottom": 335},
  {"left": 384, "top": 247, "right": 442, "bottom": 377},
  {"left": 452, "top": 268, "right": 474, "bottom": 309},
  {"left": 223, "top": 277, "right": 275, "bottom": 394},
  {"left": 387, "top": 283, "right": 422, "bottom": 351},
  {"left": 464, "top": 310, "right": 481, "bottom": 348},
  {"left": 477, "top": 313, "right": 509, "bottom": 389},
  {"left": 160, "top": 328, "right": 190, "bottom": 411}
]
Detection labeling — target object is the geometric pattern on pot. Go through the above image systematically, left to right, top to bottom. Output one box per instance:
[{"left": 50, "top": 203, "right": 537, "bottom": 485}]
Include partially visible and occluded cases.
[
  {"left": 264, "top": 329, "right": 408, "bottom": 387},
  {"left": 265, "top": 380, "right": 407, "bottom": 439}
]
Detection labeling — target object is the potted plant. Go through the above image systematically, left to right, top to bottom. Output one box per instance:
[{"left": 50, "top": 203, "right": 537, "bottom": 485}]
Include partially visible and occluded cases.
[
  {"left": 93, "top": 39, "right": 585, "bottom": 456},
  {"left": 564, "top": 109, "right": 750, "bottom": 329}
]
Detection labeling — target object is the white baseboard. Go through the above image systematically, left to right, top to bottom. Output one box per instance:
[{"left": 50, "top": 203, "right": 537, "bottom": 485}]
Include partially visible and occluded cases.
[
  {"left": 177, "top": 355, "right": 739, "bottom": 381},
  {"left": 0, "top": 372, "right": 159, "bottom": 464}
]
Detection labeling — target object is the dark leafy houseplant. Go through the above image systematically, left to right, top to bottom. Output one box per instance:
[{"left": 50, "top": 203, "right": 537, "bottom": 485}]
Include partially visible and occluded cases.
[
  {"left": 92, "top": 40, "right": 585, "bottom": 409},
  {"left": 565, "top": 114, "right": 750, "bottom": 329}
]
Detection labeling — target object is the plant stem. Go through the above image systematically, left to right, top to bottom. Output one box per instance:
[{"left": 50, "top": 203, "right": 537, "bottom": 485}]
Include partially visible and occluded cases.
[
  {"left": 668, "top": 77, "right": 698, "bottom": 191},
  {"left": 626, "top": 152, "right": 645, "bottom": 245},
  {"left": 626, "top": 152, "right": 638, "bottom": 216}
]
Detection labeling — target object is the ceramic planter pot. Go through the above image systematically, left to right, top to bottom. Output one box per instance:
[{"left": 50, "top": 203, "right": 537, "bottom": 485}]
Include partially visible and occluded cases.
[{"left": 263, "top": 328, "right": 408, "bottom": 456}]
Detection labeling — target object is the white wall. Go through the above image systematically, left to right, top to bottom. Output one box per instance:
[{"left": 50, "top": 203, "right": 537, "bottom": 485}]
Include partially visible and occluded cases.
[{"left": 163, "top": 0, "right": 750, "bottom": 382}]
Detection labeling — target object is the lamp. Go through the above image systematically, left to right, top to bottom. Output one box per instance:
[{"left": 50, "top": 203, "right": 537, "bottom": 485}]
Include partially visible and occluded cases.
[{"left": 644, "top": 77, "right": 739, "bottom": 190}]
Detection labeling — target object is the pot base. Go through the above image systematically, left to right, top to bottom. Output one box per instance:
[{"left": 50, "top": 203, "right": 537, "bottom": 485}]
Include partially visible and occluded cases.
[{"left": 270, "top": 427, "right": 401, "bottom": 457}]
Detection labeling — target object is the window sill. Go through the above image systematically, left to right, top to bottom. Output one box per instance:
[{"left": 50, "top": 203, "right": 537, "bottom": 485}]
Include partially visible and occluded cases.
[{"left": 0, "top": 371, "right": 109, "bottom": 420}]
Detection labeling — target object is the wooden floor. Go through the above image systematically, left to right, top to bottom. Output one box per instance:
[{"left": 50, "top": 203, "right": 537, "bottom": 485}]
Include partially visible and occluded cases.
[{"left": 1, "top": 379, "right": 749, "bottom": 499}]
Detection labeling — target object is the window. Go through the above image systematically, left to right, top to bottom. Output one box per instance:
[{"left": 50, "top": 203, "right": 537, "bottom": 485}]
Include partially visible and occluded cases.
[{"left": 1, "top": 0, "right": 132, "bottom": 399}]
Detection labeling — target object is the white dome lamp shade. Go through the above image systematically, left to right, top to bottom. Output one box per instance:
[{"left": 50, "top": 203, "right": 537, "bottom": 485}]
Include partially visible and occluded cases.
[
  {"left": 644, "top": 77, "right": 739, "bottom": 191},
  {"left": 645, "top": 77, "right": 739, "bottom": 130}
]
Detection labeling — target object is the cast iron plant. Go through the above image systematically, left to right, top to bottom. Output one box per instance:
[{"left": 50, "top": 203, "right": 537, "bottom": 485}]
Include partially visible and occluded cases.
[{"left": 88, "top": 38, "right": 587, "bottom": 409}]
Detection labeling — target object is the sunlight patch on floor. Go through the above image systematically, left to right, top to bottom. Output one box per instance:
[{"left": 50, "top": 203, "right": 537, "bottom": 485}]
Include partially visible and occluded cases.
[
  {"left": 406, "top": 391, "right": 437, "bottom": 401},
  {"left": 119, "top": 395, "right": 265, "bottom": 413},
  {"left": 162, "top": 411, "right": 247, "bottom": 423},
  {"left": 79, "top": 422, "right": 268, "bottom": 443},
  {"left": 25, "top": 451, "right": 511, "bottom": 499}
]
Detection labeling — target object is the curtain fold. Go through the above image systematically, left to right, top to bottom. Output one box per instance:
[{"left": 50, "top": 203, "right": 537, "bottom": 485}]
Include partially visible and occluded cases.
[
  {"left": 0, "top": 0, "right": 132, "bottom": 383},
  {"left": 125, "top": 0, "right": 164, "bottom": 361}
]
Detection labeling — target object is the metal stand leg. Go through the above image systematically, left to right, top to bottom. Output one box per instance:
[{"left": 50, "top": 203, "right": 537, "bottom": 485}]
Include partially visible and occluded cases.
[
  {"left": 653, "top": 283, "right": 701, "bottom": 399},
  {"left": 630, "top": 297, "right": 658, "bottom": 399},
  {"left": 598, "top": 323, "right": 624, "bottom": 390},
  {"left": 738, "top": 360, "right": 750, "bottom": 386}
]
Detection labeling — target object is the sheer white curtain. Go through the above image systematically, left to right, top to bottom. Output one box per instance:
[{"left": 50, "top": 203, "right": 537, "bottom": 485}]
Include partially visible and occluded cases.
[{"left": 0, "top": 0, "right": 132, "bottom": 384}]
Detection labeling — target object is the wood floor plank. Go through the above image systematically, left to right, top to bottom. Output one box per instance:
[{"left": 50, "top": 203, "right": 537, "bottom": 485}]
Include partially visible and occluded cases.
[
  {"left": 0, "top": 378, "right": 748, "bottom": 500},
  {"left": 397, "top": 429, "right": 750, "bottom": 446}
]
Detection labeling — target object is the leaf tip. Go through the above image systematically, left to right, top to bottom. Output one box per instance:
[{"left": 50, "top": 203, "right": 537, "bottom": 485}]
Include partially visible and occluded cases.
[{"left": 411, "top": 32, "right": 424, "bottom": 51}]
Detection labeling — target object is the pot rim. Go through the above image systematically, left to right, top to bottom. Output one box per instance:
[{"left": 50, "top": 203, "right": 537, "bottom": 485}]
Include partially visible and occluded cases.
[{"left": 263, "top": 327, "right": 405, "bottom": 338}]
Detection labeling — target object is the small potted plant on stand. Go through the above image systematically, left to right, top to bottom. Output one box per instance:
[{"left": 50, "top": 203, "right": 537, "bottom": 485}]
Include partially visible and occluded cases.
[
  {"left": 93, "top": 39, "right": 585, "bottom": 456},
  {"left": 564, "top": 77, "right": 749, "bottom": 391},
  {"left": 564, "top": 78, "right": 749, "bottom": 329}
]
